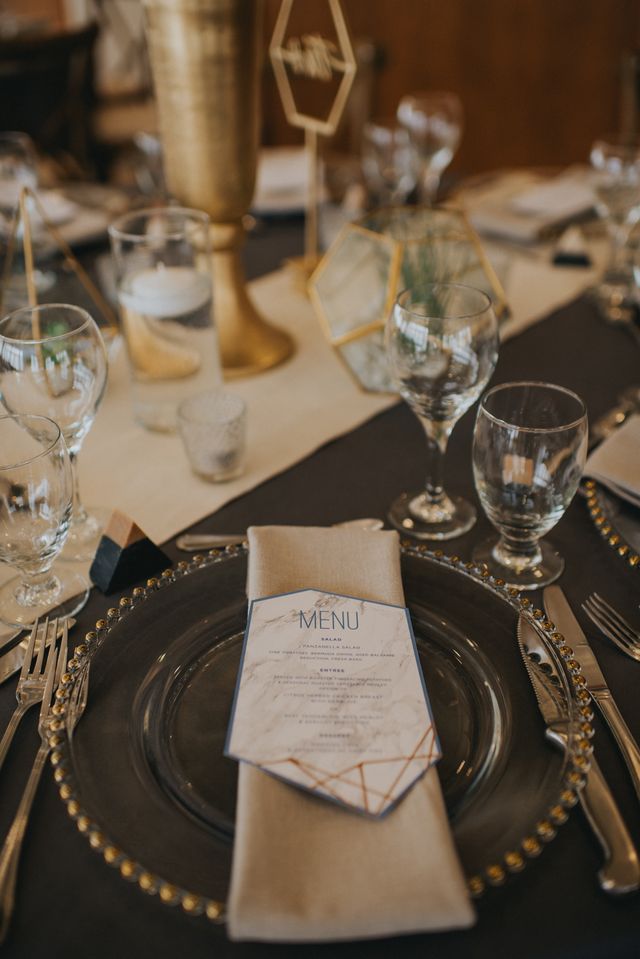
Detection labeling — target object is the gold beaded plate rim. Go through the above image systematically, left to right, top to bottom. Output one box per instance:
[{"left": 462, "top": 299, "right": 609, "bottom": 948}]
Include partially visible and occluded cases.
[
  {"left": 583, "top": 479, "right": 640, "bottom": 570},
  {"left": 50, "top": 543, "right": 589, "bottom": 920}
]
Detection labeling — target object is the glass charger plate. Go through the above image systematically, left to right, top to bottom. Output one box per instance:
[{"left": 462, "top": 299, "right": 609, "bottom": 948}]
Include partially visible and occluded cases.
[
  {"left": 584, "top": 479, "right": 640, "bottom": 570},
  {"left": 51, "top": 545, "right": 589, "bottom": 922}
]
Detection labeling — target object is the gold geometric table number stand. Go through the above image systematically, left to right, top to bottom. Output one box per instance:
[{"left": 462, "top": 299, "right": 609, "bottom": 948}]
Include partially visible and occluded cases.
[
  {"left": 270, "top": 0, "right": 357, "bottom": 272},
  {"left": 0, "top": 185, "right": 119, "bottom": 339}
]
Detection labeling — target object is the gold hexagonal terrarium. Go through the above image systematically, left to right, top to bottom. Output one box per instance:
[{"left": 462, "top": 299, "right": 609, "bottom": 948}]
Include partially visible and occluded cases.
[{"left": 308, "top": 205, "right": 510, "bottom": 392}]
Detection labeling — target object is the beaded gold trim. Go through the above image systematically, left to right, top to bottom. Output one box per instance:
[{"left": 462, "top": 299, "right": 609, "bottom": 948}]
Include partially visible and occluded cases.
[
  {"left": 583, "top": 479, "right": 640, "bottom": 569},
  {"left": 50, "top": 543, "right": 588, "bottom": 916}
]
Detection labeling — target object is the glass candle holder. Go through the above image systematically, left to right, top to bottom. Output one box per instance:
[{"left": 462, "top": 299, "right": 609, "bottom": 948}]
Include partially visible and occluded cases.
[{"left": 178, "top": 390, "right": 246, "bottom": 482}]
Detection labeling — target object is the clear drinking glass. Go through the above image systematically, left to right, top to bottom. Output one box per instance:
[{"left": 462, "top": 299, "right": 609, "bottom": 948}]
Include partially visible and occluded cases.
[
  {"left": 397, "top": 91, "right": 463, "bottom": 205},
  {"left": 361, "top": 119, "right": 417, "bottom": 206},
  {"left": 590, "top": 138, "right": 640, "bottom": 321},
  {"left": 108, "top": 206, "right": 222, "bottom": 433},
  {"left": 385, "top": 283, "right": 499, "bottom": 539},
  {"left": 0, "top": 304, "right": 108, "bottom": 562},
  {"left": 472, "top": 381, "right": 588, "bottom": 589},
  {"left": 0, "top": 413, "right": 89, "bottom": 626}
]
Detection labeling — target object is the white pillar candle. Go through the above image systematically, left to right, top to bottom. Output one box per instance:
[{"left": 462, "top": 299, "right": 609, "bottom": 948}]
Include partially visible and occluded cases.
[{"left": 119, "top": 265, "right": 211, "bottom": 318}]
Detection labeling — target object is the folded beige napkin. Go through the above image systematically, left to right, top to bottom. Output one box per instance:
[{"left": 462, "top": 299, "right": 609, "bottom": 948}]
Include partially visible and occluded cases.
[
  {"left": 585, "top": 414, "right": 640, "bottom": 508},
  {"left": 226, "top": 525, "right": 475, "bottom": 942}
]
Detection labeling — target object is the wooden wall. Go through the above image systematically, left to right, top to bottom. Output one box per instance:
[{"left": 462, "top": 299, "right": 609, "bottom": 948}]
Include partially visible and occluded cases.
[
  {"left": 4, "top": 0, "right": 640, "bottom": 178},
  {"left": 262, "top": 0, "right": 640, "bottom": 176}
]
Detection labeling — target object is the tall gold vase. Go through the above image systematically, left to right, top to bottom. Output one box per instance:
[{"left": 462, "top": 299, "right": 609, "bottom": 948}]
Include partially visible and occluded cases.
[{"left": 143, "top": 0, "right": 294, "bottom": 377}]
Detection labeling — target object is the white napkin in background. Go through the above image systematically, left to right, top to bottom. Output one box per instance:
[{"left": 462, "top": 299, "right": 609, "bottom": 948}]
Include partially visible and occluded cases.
[
  {"left": 253, "top": 147, "right": 308, "bottom": 214},
  {"left": 464, "top": 168, "right": 595, "bottom": 244},
  {"left": 509, "top": 174, "right": 595, "bottom": 219},
  {"left": 0, "top": 186, "right": 78, "bottom": 226},
  {"left": 585, "top": 414, "right": 640, "bottom": 508},
  {"left": 227, "top": 525, "right": 475, "bottom": 943}
]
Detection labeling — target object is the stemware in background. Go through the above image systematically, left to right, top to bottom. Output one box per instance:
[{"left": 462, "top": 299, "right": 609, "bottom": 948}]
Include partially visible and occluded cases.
[
  {"left": 396, "top": 91, "right": 463, "bottom": 205},
  {"left": 361, "top": 119, "right": 417, "bottom": 207},
  {"left": 0, "top": 131, "right": 54, "bottom": 306},
  {"left": 0, "top": 131, "right": 38, "bottom": 210},
  {"left": 589, "top": 138, "right": 640, "bottom": 322},
  {"left": 108, "top": 207, "right": 222, "bottom": 433},
  {"left": 385, "top": 283, "right": 499, "bottom": 540},
  {"left": 0, "top": 304, "right": 108, "bottom": 562},
  {"left": 472, "top": 381, "right": 588, "bottom": 589},
  {"left": 0, "top": 414, "right": 88, "bottom": 626}
]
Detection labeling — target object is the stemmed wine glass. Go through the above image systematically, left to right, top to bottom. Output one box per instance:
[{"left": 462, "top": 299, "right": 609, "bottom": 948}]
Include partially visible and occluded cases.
[
  {"left": 396, "top": 92, "right": 463, "bottom": 205},
  {"left": 361, "top": 119, "right": 417, "bottom": 206},
  {"left": 0, "top": 131, "right": 55, "bottom": 306},
  {"left": 589, "top": 138, "right": 640, "bottom": 322},
  {"left": 385, "top": 283, "right": 499, "bottom": 540},
  {"left": 0, "top": 304, "right": 108, "bottom": 562},
  {"left": 472, "top": 381, "right": 588, "bottom": 589},
  {"left": 0, "top": 413, "right": 89, "bottom": 626}
]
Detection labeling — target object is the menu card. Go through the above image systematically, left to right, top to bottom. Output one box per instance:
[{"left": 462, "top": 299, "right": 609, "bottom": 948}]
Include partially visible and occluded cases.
[{"left": 225, "top": 587, "right": 440, "bottom": 816}]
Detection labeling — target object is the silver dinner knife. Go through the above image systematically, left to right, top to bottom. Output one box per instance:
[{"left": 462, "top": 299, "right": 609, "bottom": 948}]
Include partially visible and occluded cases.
[
  {"left": 544, "top": 585, "right": 640, "bottom": 803},
  {"left": 518, "top": 615, "right": 640, "bottom": 893}
]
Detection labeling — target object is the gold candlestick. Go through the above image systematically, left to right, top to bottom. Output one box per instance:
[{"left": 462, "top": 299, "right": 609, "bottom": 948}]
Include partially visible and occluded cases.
[{"left": 143, "top": 0, "right": 294, "bottom": 377}]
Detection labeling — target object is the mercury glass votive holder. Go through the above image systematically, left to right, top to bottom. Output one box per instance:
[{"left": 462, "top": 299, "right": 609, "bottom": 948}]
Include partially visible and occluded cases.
[{"left": 177, "top": 390, "right": 247, "bottom": 482}]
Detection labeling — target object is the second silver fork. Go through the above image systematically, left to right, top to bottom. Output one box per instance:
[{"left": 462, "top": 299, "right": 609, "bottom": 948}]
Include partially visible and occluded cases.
[
  {"left": 582, "top": 594, "right": 640, "bottom": 663},
  {"left": 0, "top": 618, "right": 58, "bottom": 773},
  {"left": 0, "top": 620, "right": 68, "bottom": 944}
]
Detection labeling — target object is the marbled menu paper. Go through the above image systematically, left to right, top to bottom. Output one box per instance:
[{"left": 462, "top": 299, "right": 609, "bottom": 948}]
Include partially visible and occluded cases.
[{"left": 225, "top": 588, "right": 440, "bottom": 816}]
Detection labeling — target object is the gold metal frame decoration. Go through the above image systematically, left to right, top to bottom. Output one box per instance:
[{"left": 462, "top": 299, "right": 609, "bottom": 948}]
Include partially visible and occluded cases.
[
  {"left": 143, "top": 0, "right": 293, "bottom": 379},
  {"left": 269, "top": 0, "right": 356, "bottom": 265},
  {"left": 0, "top": 186, "right": 119, "bottom": 338},
  {"left": 308, "top": 204, "right": 510, "bottom": 393}
]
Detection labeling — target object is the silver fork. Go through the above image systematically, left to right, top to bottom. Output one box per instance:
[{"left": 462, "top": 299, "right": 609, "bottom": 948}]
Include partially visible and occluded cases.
[
  {"left": 582, "top": 593, "right": 640, "bottom": 663},
  {"left": 0, "top": 618, "right": 57, "bottom": 773},
  {"left": 0, "top": 620, "right": 67, "bottom": 944}
]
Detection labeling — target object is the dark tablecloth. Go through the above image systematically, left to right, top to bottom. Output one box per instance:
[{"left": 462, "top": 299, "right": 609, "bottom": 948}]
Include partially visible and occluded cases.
[{"left": 1, "top": 221, "right": 640, "bottom": 958}]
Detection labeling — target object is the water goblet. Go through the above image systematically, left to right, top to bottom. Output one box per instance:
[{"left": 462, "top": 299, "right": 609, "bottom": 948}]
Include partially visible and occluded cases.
[
  {"left": 396, "top": 91, "right": 463, "bottom": 205},
  {"left": 361, "top": 119, "right": 417, "bottom": 207},
  {"left": 0, "top": 131, "right": 55, "bottom": 307},
  {"left": 590, "top": 138, "right": 640, "bottom": 322},
  {"left": 385, "top": 283, "right": 499, "bottom": 540},
  {"left": 0, "top": 303, "right": 108, "bottom": 562},
  {"left": 472, "top": 381, "right": 588, "bottom": 590},
  {"left": 0, "top": 413, "right": 89, "bottom": 626}
]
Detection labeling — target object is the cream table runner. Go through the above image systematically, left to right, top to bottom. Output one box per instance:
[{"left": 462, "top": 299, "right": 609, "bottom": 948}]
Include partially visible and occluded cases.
[
  {"left": 70, "top": 250, "right": 600, "bottom": 549},
  {"left": 78, "top": 268, "right": 396, "bottom": 546}
]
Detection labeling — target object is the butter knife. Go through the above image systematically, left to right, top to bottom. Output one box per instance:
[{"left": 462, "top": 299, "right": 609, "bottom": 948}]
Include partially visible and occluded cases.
[
  {"left": 176, "top": 518, "right": 384, "bottom": 552},
  {"left": 544, "top": 585, "right": 640, "bottom": 802},
  {"left": 518, "top": 615, "right": 640, "bottom": 893},
  {"left": 0, "top": 627, "right": 23, "bottom": 657}
]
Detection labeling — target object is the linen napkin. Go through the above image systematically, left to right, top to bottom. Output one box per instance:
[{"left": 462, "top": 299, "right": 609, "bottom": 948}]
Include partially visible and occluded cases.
[
  {"left": 465, "top": 168, "right": 595, "bottom": 244},
  {"left": 585, "top": 414, "right": 640, "bottom": 508},
  {"left": 226, "top": 525, "right": 475, "bottom": 942}
]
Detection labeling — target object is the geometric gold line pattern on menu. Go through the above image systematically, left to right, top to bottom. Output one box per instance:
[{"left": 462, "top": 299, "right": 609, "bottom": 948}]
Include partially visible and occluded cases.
[{"left": 263, "top": 725, "right": 439, "bottom": 815}]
